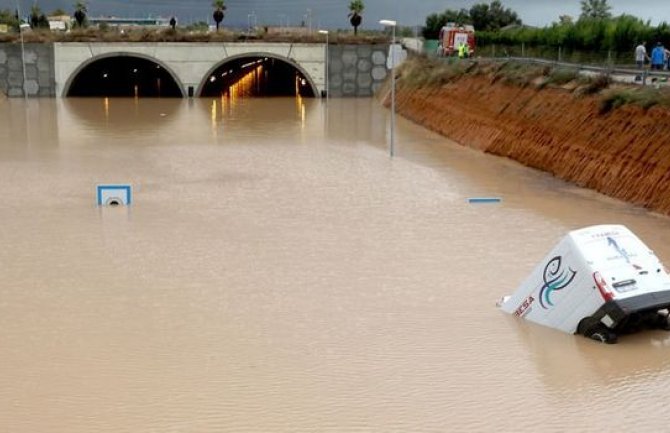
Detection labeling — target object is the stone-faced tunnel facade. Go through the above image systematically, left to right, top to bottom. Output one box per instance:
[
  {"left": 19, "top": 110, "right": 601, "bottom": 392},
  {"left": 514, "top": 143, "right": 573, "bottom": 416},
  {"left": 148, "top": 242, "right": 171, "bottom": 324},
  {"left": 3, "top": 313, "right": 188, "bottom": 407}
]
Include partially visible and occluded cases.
[{"left": 0, "top": 42, "right": 389, "bottom": 98}]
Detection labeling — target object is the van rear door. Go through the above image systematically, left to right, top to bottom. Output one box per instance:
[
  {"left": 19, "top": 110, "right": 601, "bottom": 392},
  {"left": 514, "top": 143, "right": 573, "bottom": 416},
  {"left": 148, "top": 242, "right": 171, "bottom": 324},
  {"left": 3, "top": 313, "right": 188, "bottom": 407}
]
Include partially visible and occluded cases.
[{"left": 569, "top": 225, "right": 670, "bottom": 302}]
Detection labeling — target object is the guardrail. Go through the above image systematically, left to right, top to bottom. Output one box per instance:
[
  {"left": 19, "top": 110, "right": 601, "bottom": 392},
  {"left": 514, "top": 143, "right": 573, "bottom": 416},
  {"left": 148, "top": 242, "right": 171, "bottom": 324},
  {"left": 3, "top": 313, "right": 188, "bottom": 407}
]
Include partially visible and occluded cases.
[
  {"left": 414, "top": 41, "right": 670, "bottom": 86},
  {"left": 431, "top": 54, "right": 670, "bottom": 86}
]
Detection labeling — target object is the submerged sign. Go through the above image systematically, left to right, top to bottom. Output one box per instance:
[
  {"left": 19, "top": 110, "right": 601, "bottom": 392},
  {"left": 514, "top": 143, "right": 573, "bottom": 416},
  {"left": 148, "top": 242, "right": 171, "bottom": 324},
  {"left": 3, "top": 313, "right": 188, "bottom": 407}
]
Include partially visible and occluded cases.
[{"left": 96, "top": 184, "right": 132, "bottom": 206}]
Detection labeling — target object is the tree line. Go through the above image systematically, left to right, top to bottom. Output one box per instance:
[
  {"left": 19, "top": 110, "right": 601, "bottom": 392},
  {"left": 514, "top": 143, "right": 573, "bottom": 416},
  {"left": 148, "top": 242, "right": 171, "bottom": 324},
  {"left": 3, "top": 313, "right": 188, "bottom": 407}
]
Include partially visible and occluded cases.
[
  {"left": 424, "top": 0, "right": 670, "bottom": 55},
  {"left": 424, "top": 0, "right": 521, "bottom": 38},
  {"left": 478, "top": 15, "right": 670, "bottom": 53}
]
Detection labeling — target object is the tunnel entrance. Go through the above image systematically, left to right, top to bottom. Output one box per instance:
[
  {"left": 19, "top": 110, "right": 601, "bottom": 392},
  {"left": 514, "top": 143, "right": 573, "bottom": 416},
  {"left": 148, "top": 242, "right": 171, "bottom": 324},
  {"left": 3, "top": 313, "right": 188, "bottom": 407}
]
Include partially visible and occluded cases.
[
  {"left": 67, "top": 56, "right": 183, "bottom": 97},
  {"left": 200, "top": 56, "right": 316, "bottom": 98}
]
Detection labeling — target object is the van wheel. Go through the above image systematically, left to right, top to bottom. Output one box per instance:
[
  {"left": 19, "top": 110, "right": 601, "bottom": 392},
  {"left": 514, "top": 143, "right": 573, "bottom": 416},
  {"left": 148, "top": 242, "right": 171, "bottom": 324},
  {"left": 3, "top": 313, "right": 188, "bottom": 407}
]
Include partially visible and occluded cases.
[{"left": 587, "top": 326, "right": 618, "bottom": 344}]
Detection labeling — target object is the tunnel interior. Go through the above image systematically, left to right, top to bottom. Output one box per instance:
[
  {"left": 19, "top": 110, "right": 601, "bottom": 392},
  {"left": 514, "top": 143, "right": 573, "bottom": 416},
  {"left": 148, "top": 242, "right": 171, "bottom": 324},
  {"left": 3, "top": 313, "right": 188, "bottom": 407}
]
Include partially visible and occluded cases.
[
  {"left": 67, "top": 56, "right": 182, "bottom": 97},
  {"left": 200, "top": 56, "right": 315, "bottom": 98}
]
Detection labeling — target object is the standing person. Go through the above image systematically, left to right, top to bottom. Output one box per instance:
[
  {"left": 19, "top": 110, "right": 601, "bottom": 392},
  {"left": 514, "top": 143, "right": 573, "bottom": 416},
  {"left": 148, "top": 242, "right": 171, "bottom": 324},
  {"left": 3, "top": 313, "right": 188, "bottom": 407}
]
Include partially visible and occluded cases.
[
  {"left": 635, "top": 41, "right": 649, "bottom": 68},
  {"left": 458, "top": 42, "right": 465, "bottom": 59},
  {"left": 650, "top": 42, "right": 665, "bottom": 71}
]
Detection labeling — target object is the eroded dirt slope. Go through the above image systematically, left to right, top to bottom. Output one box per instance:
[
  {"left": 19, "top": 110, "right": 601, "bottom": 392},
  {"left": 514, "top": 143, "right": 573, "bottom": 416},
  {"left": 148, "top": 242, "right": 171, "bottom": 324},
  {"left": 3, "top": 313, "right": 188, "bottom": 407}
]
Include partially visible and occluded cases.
[{"left": 388, "top": 75, "right": 670, "bottom": 215}]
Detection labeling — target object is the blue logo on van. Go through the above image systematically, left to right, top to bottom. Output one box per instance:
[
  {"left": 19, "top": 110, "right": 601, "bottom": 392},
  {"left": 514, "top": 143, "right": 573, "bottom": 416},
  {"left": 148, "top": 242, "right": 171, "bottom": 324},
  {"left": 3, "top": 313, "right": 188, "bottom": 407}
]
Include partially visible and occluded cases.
[{"left": 539, "top": 256, "right": 577, "bottom": 309}]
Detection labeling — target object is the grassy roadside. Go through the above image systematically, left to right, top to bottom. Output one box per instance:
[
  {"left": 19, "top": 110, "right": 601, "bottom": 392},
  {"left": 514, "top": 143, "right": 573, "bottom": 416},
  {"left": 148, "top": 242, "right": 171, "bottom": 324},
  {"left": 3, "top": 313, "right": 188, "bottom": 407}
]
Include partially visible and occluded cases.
[
  {"left": 396, "top": 55, "right": 670, "bottom": 113},
  {"left": 599, "top": 87, "right": 670, "bottom": 113}
]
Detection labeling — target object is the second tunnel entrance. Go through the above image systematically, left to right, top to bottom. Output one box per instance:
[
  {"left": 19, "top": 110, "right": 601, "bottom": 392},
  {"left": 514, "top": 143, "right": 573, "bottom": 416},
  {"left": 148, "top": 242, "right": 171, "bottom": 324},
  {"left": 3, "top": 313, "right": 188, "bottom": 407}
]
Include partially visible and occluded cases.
[{"left": 200, "top": 56, "right": 316, "bottom": 98}]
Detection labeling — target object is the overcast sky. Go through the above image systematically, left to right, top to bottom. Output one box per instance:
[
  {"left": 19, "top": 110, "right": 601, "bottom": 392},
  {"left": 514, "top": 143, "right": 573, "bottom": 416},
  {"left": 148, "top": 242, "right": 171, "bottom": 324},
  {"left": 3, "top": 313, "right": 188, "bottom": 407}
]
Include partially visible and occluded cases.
[{"left": 2, "top": 0, "right": 669, "bottom": 28}]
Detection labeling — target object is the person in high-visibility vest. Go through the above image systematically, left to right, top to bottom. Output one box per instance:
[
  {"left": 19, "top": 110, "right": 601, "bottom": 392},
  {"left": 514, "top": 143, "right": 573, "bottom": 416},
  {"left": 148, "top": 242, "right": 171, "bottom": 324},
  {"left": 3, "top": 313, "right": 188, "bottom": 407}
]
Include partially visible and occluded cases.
[
  {"left": 458, "top": 43, "right": 465, "bottom": 59},
  {"left": 463, "top": 43, "right": 470, "bottom": 58}
]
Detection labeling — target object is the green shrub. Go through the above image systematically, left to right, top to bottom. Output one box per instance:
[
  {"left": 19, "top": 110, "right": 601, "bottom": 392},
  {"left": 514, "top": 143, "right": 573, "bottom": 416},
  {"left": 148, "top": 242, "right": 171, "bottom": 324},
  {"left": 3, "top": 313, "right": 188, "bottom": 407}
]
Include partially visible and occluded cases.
[
  {"left": 493, "top": 61, "right": 547, "bottom": 87},
  {"left": 546, "top": 68, "right": 579, "bottom": 85},
  {"left": 576, "top": 73, "right": 611, "bottom": 95},
  {"left": 599, "top": 87, "right": 670, "bottom": 113}
]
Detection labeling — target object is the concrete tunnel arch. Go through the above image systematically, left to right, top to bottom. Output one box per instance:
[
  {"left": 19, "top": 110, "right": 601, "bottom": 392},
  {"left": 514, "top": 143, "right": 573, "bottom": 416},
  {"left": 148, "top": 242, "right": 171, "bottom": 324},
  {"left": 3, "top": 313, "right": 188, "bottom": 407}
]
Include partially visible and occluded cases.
[
  {"left": 63, "top": 52, "right": 186, "bottom": 97},
  {"left": 196, "top": 52, "right": 320, "bottom": 98}
]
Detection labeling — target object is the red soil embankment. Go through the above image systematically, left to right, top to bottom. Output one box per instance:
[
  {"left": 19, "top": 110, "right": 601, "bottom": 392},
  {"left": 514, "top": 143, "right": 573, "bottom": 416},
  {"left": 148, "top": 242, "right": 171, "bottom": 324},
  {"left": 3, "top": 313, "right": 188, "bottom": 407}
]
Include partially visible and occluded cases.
[{"left": 388, "top": 75, "right": 670, "bottom": 215}]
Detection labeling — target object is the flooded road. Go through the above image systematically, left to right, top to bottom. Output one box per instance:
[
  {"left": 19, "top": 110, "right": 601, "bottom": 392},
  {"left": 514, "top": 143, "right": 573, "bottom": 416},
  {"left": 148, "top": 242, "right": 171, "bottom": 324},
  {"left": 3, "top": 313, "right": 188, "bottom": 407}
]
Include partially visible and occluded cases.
[{"left": 2, "top": 96, "right": 670, "bottom": 432}]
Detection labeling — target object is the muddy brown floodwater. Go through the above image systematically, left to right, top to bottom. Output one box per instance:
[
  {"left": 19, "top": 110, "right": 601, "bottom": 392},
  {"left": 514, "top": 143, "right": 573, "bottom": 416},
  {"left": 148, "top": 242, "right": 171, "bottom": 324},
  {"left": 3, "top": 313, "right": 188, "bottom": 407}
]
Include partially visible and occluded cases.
[{"left": 2, "top": 96, "right": 670, "bottom": 432}]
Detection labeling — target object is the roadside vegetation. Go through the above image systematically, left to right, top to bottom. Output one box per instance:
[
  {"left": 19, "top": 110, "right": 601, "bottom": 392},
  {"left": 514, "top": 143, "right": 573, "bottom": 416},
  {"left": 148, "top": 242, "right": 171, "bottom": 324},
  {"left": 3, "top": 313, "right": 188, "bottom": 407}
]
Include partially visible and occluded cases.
[
  {"left": 424, "top": 0, "right": 670, "bottom": 65},
  {"left": 477, "top": 15, "right": 670, "bottom": 64},
  {"left": 0, "top": 26, "right": 388, "bottom": 44},
  {"left": 396, "top": 55, "right": 670, "bottom": 112},
  {"left": 599, "top": 87, "right": 670, "bottom": 113}
]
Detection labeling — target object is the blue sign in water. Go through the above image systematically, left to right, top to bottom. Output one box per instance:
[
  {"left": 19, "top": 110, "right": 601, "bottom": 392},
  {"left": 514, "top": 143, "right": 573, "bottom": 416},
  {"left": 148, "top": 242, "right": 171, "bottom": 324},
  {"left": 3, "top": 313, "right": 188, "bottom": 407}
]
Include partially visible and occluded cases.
[
  {"left": 97, "top": 185, "right": 132, "bottom": 206},
  {"left": 468, "top": 197, "right": 502, "bottom": 204}
]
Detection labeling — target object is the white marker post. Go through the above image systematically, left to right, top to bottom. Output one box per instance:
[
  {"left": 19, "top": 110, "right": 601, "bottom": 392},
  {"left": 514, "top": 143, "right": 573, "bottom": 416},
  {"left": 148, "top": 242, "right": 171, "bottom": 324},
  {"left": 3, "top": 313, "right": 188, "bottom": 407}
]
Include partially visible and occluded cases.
[
  {"left": 380, "top": 19, "right": 397, "bottom": 158},
  {"left": 318, "top": 30, "right": 329, "bottom": 99}
]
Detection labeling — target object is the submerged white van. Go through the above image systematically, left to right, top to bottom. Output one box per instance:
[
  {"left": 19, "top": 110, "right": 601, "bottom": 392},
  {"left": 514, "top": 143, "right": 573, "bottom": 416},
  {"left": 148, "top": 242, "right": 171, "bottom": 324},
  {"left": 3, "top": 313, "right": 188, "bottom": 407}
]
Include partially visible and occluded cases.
[{"left": 498, "top": 225, "right": 670, "bottom": 344}]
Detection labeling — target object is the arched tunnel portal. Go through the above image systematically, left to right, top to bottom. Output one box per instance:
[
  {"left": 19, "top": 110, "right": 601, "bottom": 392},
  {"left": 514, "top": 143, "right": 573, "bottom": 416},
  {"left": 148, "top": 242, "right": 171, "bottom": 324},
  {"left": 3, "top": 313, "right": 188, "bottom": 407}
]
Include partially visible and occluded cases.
[
  {"left": 66, "top": 54, "right": 184, "bottom": 97},
  {"left": 199, "top": 55, "right": 317, "bottom": 98}
]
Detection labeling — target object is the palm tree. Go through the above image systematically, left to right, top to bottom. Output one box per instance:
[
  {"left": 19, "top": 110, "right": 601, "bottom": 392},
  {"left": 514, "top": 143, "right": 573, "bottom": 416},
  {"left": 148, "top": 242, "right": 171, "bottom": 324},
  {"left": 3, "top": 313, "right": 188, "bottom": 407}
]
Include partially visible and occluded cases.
[
  {"left": 212, "top": 0, "right": 226, "bottom": 32},
  {"left": 348, "top": 0, "right": 364, "bottom": 35},
  {"left": 73, "top": 1, "right": 87, "bottom": 28},
  {"left": 30, "top": 4, "right": 39, "bottom": 28}
]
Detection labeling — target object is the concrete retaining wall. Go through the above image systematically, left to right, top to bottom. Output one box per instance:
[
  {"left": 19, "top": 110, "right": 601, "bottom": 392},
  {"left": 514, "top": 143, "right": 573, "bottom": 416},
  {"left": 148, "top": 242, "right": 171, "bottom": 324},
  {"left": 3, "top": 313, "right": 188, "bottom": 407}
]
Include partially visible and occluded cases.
[
  {"left": 0, "top": 43, "right": 56, "bottom": 97},
  {"left": 328, "top": 44, "right": 388, "bottom": 97}
]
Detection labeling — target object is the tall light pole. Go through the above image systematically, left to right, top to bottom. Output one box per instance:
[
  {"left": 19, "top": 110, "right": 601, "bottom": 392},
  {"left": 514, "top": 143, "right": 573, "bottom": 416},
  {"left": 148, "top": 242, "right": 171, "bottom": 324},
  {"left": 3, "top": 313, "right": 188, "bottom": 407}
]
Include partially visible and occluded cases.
[
  {"left": 16, "top": 0, "right": 27, "bottom": 99},
  {"left": 247, "top": 11, "right": 256, "bottom": 35},
  {"left": 380, "top": 19, "right": 397, "bottom": 158},
  {"left": 318, "top": 30, "right": 329, "bottom": 100}
]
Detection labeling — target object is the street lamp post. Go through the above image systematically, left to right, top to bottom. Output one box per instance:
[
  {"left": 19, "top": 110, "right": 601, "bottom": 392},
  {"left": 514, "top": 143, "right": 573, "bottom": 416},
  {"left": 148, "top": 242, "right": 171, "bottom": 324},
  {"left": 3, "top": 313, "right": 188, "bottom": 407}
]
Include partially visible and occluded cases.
[
  {"left": 247, "top": 11, "right": 257, "bottom": 35},
  {"left": 379, "top": 19, "right": 397, "bottom": 158},
  {"left": 318, "top": 30, "right": 329, "bottom": 99}
]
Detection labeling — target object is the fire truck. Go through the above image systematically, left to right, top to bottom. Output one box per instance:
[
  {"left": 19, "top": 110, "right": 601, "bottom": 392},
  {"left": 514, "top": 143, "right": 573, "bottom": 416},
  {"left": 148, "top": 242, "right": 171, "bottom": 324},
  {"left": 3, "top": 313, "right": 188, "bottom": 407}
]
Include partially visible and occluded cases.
[{"left": 438, "top": 23, "right": 476, "bottom": 57}]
